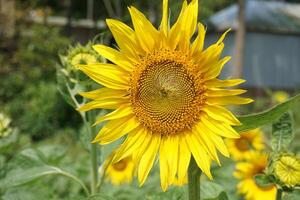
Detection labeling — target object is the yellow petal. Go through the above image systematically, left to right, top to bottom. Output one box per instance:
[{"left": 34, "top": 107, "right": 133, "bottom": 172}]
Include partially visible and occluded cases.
[
  {"left": 160, "top": 0, "right": 169, "bottom": 36},
  {"left": 168, "top": 0, "right": 187, "bottom": 49},
  {"left": 169, "top": 0, "right": 198, "bottom": 50},
  {"left": 179, "top": 0, "right": 198, "bottom": 50},
  {"left": 128, "top": 6, "right": 159, "bottom": 52},
  {"left": 106, "top": 19, "right": 142, "bottom": 58},
  {"left": 191, "top": 23, "right": 206, "bottom": 55},
  {"left": 216, "top": 28, "right": 231, "bottom": 44},
  {"left": 195, "top": 43, "right": 224, "bottom": 73},
  {"left": 93, "top": 45, "right": 133, "bottom": 71},
  {"left": 204, "top": 56, "right": 231, "bottom": 80},
  {"left": 78, "top": 63, "right": 130, "bottom": 90},
  {"left": 205, "top": 78, "right": 245, "bottom": 88},
  {"left": 79, "top": 88, "right": 127, "bottom": 100},
  {"left": 206, "top": 88, "right": 246, "bottom": 97},
  {"left": 207, "top": 96, "right": 254, "bottom": 105},
  {"left": 78, "top": 98, "right": 128, "bottom": 111},
  {"left": 93, "top": 105, "right": 133, "bottom": 125},
  {"left": 202, "top": 105, "right": 241, "bottom": 125},
  {"left": 201, "top": 114, "right": 240, "bottom": 138},
  {"left": 93, "top": 116, "right": 139, "bottom": 144},
  {"left": 197, "top": 122, "right": 230, "bottom": 157},
  {"left": 193, "top": 124, "right": 220, "bottom": 165},
  {"left": 113, "top": 127, "right": 147, "bottom": 162},
  {"left": 132, "top": 130, "right": 152, "bottom": 166},
  {"left": 185, "top": 132, "right": 212, "bottom": 179},
  {"left": 138, "top": 134, "right": 161, "bottom": 185},
  {"left": 164, "top": 135, "right": 179, "bottom": 184},
  {"left": 177, "top": 135, "right": 191, "bottom": 181},
  {"left": 159, "top": 139, "right": 169, "bottom": 191}
]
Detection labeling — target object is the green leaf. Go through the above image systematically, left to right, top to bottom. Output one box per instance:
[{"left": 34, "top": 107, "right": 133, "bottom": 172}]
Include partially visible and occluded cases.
[
  {"left": 56, "top": 64, "right": 76, "bottom": 108},
  {"left": 235, "top": 94, "right": 300, "bottom": 132},
  {"left": 271, "top": 112, "right": 294, "bottom": 152},
  {"left": 0, "top": 148, "right": 90, "bottom": 196},
  {"left": 0, "top": 166, "right": 62, "bottom": 188},
  {"left": 254, "top": 174, "right": 275, "bottom": 188},
  {"left": 201, "top": 181, "right": 225, "bottom": 199},
  {"left": 204, "top": 191, "right": 229, "bottom": 200},
  {"left": 87, "top": 194, "right": 114, "bottom": 200}
]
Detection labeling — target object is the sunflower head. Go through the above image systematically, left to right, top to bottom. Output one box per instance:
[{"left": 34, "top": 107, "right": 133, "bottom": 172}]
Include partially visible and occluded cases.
[
  {"left": 78, "top": 0, "right": 252, "bottom": 191},
  {"left": 227, "top": 129, "right": 265, "bottom": 161},
  {"left": 234, "top": 152, "right": 277, "bottom": 200},
  {"left": 273, "top": 154, "right": 300, "bottom": 187},
  {"left": 104, "top": 156, "right": 135, "bottom": 186}
]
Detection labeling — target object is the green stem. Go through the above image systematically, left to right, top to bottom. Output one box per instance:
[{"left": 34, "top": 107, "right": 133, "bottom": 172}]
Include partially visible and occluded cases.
[
  {"left": 83, "top": 113, "right": 99, "bottom": 195},
  {"left": 188, "top": 157, "right": 201, "bottom": 200},
  {"left": 54, "top": 167, "right": 90, "bottom": 196},
  {"left": 276, "top": 189, "right": 283, "bottom": 200}
]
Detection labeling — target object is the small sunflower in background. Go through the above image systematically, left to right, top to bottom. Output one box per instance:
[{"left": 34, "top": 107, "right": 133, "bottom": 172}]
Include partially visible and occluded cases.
[
  {"left": 78, "top": 0, "right": 252, "bottom": 190},
  {"left": 67, "top": 43, "right": 100, "bottom": 68},
  {"left": 273, "top": 91, "right": 289, "bottom": 104},
  {"left": 227, "top": 129, "right": 265, "bottom": 161},
  {"left": 234, "top": 152, "right": 277, "bottom": 200},
  {"left": 274, "top": 154, "right": 300, "bottom": 188},
  {"left": 104, "top": 156, "right": 135, "bottom": 186}
]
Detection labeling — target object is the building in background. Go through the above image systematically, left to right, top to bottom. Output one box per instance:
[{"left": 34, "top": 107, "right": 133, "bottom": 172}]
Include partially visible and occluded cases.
[{"left": 206, "top": 0, "right": 300, "bottom": 90}]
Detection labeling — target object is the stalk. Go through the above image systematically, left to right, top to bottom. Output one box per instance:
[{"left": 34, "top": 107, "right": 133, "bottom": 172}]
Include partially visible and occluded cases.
[
  {"left": 83, "top": 112, "right": 99, "bottom": 195},
  {"left": 188, "top": 157, "right": 201, "bottom": 200},
  {"left": 276, "top": 189, "right": 283, "bottom": 200}
]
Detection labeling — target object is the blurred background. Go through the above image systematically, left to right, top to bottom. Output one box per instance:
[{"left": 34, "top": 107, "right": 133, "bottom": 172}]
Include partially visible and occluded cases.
[{"left": 0, "top": 0, "right": 300, "bottom": 199}]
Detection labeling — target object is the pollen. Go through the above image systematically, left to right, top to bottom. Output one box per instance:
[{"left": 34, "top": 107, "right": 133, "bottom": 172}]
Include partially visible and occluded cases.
[{"left": 130, "top": 50, "right": 206, "bottom": 135}]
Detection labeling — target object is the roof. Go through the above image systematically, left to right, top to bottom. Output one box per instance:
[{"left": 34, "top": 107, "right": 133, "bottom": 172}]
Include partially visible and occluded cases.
[{"left": 207, "top": 0, "right": 300, "bottom": 34}]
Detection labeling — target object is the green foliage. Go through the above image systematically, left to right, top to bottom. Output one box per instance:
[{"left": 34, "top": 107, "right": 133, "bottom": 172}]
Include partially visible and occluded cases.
[
  {"left": 0, "top": 25, "right": 80, "bottom": 138},
  {"left": 235, "top": 94, "right": 300, "bottom": 132},
  {"left": 271, "top": 112, "right": 294, "bottom": 152},
  {"left": 0, "top": 144, "right": 91, "bottom": 199},
  {"left": 254, "top": 174, "right": 275, "bottom": 189},
  {"left": 201, "top": 181, "right": 226, "bottom": 199},
  {"left": 204, "top": 192, "right": 228, "bottom": 200},
  {"left": 88, "top": 194, "right": 114, "bottom": 200}
]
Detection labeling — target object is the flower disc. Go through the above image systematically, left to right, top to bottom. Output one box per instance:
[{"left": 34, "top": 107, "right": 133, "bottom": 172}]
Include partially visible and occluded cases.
[{"left": 131, "top": 51, "right": 205, "bottom": 135}]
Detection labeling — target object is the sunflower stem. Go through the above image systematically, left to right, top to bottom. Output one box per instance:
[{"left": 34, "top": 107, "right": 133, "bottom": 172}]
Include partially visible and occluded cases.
[
  {"left": 83, "top": 112, "right": 99, "bottom": 195},
  {"left": 188, "top": 157, "right": 201, "bottom": 200},
  {"left": 276, "top": 189, "right": 283, "bottom": 200}
]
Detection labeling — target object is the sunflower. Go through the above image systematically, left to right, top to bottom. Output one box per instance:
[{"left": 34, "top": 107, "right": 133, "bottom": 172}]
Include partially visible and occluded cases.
[
  {"left": 78, "top": 0, "right": 252, "bottom": 190},
  {"left": 227, "top": 129, "right": 265, "bottom": 161},
  {"left": 234, "top": 152, "right": 277, "bottom": 200},
  {"left": 274, "top": 154, "right": 300, "bottom": 187},
  {"left": 105, "top": 156, "right": 135, "bottom": 185}
]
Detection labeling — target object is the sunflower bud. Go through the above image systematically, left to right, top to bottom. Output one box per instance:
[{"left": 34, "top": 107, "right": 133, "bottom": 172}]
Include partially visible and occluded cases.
[{"left": 274, "top": 154, "right": 300, "bottom": 187}]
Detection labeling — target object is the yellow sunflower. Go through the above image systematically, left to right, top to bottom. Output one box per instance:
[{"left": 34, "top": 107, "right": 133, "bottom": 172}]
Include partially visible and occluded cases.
[
  {"left": 78, "top": 0, "right": 252, "bottom": 190},
  {"left": 273, "top": 91, "right": 289, "bottom": 103},
  {"left": 227, "top": 128, "right": 265, "bottom": 161},
  {"left": 234, "top": 152, "right": 277, "bottom": 200},
  {"left": 274, "top": 154, "right": 300, "bottom": 187},
  {"left": 105, "top": 156, "right": 135, "bottom": 185}
]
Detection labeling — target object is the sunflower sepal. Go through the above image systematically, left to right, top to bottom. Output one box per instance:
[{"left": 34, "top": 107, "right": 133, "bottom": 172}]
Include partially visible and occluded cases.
[{"left": 254, "top": 173, "right": 276, "bottom": 189}]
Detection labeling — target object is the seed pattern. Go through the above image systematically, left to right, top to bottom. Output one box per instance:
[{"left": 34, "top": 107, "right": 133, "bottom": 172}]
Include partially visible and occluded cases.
[{"left": 130, "top": 50, "right": 206, "bottom": 135}]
